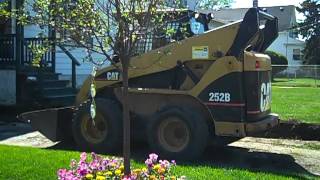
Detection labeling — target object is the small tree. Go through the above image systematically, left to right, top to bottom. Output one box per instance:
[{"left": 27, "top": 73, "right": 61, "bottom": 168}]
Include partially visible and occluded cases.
[
  {"left": 296, "top": 0, "right": 320, "bottom": 65},
  {"left": 0, "top": 1, "right": 10, "bottom": 34}
]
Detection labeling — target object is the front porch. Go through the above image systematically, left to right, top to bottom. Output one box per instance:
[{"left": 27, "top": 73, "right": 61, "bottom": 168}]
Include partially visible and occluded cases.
[
  {"left": 0, "top": 33, "right": 79, "bottom": 107},
  {"left": 0, "top": 34, "right": 56, "bottom": 73}
]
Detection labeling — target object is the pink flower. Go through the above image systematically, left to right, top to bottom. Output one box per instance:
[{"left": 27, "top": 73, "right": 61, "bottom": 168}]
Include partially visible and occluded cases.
[
  {"left": 80, "top": 152, "right": 87, "bottom": 162},
  {"left": 149, "top": 153, "right": 158, "bottom": 163},
  {"left": 145, "top": 158, "right": 153, "bottom": 167},
  {"left": 70, "top": 159, "right": 77, "bottom": 169},
  {"left": 89, "top": 159, "right": 100, "bottom": 171},
  {"left": 159, "top": 160, "right": 170, "bottom": 169},
  {"left": 171, "top": 160, "right": 176, "bottom": 166},
  {"left": 77, "top": 162, "right": 90, "bottom": 177},
  {"left": 57, "top": 169, "right": 79, "bottom": 180},
  {"left": 58, "top": 169, "right": 67, "bottom": 178},
  {"left": 122, "top": 175, "right": 133, "bottom": 180}
]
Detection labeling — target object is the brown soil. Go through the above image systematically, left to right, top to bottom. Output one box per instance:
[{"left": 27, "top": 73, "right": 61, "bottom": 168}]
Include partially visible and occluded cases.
[{"left": 255, "top": 120, "right": 320, "bottom": 141}]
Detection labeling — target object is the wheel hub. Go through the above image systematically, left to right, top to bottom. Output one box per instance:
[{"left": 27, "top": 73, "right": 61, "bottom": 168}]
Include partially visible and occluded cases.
[
  {"left": 80, "top": 112, "right": 108, "bottom": 144},
  {"left": 157, "top": 117, "right": 190, "bottom": 153}
]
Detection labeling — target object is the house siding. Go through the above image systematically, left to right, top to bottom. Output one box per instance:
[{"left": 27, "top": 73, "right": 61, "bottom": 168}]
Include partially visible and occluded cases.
[
  {"left": 24, "top": 25, "right": 108, "bottom": 87},
  {"left": 267, "top": 31, "right": 304, "bottom": 66},
  {"left": 0, "top": 70, "right": 16, "bottom": 105}
]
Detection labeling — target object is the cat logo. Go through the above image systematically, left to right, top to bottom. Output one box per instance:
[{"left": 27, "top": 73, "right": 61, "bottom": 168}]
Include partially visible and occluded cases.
[
  {"left": 106, "top": 72, "right": 120, "bottom": 81},
  {"left": 260, "top": 82, "right": 271, "bottom": 112}
]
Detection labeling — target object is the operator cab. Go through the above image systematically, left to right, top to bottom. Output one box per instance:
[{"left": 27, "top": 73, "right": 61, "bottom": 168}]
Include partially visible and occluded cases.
[{"left": 133, "top": 10, "right": 211, "bottom": 55}]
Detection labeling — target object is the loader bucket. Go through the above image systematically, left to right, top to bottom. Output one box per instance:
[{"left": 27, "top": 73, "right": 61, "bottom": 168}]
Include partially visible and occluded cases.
[{"left": 19, "top": 107, "right": 75, "bottom": 142}]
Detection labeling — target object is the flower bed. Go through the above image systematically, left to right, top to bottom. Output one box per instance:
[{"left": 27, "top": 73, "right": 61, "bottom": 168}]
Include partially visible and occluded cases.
[{"left": 58, "top": 153, "right": 185, "bottom": 180}]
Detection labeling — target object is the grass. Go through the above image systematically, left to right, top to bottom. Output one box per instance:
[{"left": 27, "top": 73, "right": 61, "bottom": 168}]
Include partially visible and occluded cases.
[
  {"left": 271, "top": 86, "right": 320, "bottom": 124},
  {"left": 0, "top": 145, "right": 311, "bottom": 180}
]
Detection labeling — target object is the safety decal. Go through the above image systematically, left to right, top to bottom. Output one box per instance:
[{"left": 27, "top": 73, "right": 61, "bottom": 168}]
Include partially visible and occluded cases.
[{"left": 192, "top": 46, "right": 209, "bottom": 59}]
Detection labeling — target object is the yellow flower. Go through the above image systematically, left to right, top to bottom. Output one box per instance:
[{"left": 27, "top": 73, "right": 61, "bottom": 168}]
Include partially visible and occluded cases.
[
  {"left": 153, "top": 164, "right": 161, "bottom": 170},
  {"left": 119, "top": 165, "right": 124, "bottom": 171},
  {"left": 142, "top": 167, "right": 147, "bottom": 172},
  {"left": 157, "top": 167, "right": 166, "bottom": 174},
  {"left": 133, "top": 168, "right": 142, "bottom": 174},
  {"left": 115, "top": 169, "right": 122, "bottom": 176},
  {"left": 104, "top": 171, "right": 113, "bottom": 176},
  {"left": 97, "top": 172, "right": 103, "bottom": 176},
  {"left": 85, "top": 173, "right": 94, "bottom": 179},
  {"left": 96, "top": 175, "right": 106, "bottom": 180},
  {"left": 149, "top": 175, "right": 156, "bottom": 180},
  {"left": 171, "top": 176, "right": 177, "bottom": 180}
]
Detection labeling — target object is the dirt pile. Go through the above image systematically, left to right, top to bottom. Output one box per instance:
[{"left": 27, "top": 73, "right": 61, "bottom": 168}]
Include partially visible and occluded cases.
[{"left": 260, "top": 120, "right": 320, "bottom": 141}]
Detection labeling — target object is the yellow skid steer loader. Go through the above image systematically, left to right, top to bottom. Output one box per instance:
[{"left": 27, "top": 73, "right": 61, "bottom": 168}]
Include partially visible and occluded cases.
[{"left": 21, "top": 8, "right": 279, "bottom": 159}]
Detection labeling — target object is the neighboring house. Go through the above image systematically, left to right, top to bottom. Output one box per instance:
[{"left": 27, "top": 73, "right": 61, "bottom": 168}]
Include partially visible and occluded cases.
[{"left": 200, "top": 5, "right": 306, "bottom": 67}]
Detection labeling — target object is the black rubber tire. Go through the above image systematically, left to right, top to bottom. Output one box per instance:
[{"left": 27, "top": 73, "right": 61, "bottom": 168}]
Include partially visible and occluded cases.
[
  {"left": 72, "top": 98, "right": 122, "bottom": 153},
  {"left": 147, "top": 107, "right": 209, "bottom": 160}
]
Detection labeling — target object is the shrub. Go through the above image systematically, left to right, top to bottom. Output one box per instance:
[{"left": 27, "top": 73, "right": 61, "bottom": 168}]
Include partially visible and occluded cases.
[
  {"left": 265, "top": 51, "right": 288, "bottom": 79},
  {"left": 57, "top": 153, "right": 185, "bottom": 180}
]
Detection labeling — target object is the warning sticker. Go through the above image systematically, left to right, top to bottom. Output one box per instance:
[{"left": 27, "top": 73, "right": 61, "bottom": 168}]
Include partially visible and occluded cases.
[{"left": 192, "top": 46, "right": 209, "bottom": 59}]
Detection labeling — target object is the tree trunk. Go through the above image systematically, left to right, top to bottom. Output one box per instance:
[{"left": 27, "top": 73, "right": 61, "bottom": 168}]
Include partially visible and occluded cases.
[{"left": 122, "top": 57, "right": 131, "bottom": 176}]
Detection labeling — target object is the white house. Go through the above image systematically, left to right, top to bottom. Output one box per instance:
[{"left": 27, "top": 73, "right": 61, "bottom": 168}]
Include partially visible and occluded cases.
[{"left": 200, "top": 5, "right": 306, "bottom": 66}]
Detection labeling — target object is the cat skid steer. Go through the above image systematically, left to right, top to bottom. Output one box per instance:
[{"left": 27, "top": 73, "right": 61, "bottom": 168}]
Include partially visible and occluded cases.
[{"left": 20, "top": 8, "right": 279, "bottom": 159}]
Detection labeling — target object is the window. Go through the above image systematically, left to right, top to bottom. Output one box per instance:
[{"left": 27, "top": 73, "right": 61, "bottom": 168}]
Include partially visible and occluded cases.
[
  {"left": 289, "top": 30, "right": 298, "bottom": 38},
  {"left": 293, "top": 49, "right": 301, "bottom": 60}
]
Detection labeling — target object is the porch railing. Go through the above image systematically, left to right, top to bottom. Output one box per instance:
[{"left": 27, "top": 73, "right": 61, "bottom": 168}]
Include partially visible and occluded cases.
[
  {"left": 0, "top": 34, "right": 15, "bottom": 67},
  {"left": 0, "top": 35, "right": 80, "bottom": 89},
  {"left": 23, "top": 38, "right": 56, "bottom": 72},
  {"left": 58, "top": 45, "right": 80, "bottom": 89}
]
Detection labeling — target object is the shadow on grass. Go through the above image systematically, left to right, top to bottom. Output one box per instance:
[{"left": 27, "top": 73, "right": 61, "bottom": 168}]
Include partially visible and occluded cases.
[
  {"left": 0, "top": 106, "right": 40, "bottom": 141},
  {"left": 0, "top": 108, "right": 33, "bottom": 141},
  {"left": 48, "top": 141, "right": 316, "bottom": 179}
]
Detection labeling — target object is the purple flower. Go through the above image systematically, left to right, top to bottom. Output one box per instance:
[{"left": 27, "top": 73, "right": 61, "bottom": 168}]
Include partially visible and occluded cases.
[
  {"left": 80, "top": 152, "right": 87, "bottom": 162},
  {"left": 91, "top": 152, "right": 97, "bottom": 159},
  {"left": 149, "top": 153, "right": 158, "bottom": 163},
  {"left": 145, "top": 158, "right": 153, "bottom": 167},
  {"left": 70, "top": 159, "right": 77, "bottom": 169},
  {"left": 89, "top": 159, "right": 100, "bottom": 171},
  {"left": 159, "top": 160, "right": 170, "bottom": 169},
  {"left": 171, "top": 160, "right": 176, "bottom": 166},
  {"left": 77, "top": 162, "right": 90, "bottom": 177},
  {"left": 57, "top": 169, "right": 79, "bottom": 180},
  {"left": 58, "top": 169, "right": 67, "bottom": 178},
  {"left": 123, "top": 175, "right": 132, "bottom": 180}
]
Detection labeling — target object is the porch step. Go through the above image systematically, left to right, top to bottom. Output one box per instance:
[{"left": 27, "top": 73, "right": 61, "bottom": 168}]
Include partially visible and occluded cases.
[
  {"left": 35, "top": 72, "right": 77, "bottom": 107},
  {"left": 39, "top": 73, "right": 60, "bottom": 80},
  {"left": 40, "top": 80, "right": 70, "bottom": 88},
  {"left": 42, "top": 87, "right": 77, "bottom": 96},
  {"left": 42, "top": 94, "right": 76, "bottom": 106}
]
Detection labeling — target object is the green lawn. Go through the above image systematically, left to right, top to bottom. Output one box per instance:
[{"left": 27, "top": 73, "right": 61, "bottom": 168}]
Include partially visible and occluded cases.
[
  {"left": 272, "top": 86, "right": 320, "bottom": 123},
  {"left": 0, "top": 145, "right": 310, "bottom": 180}
]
